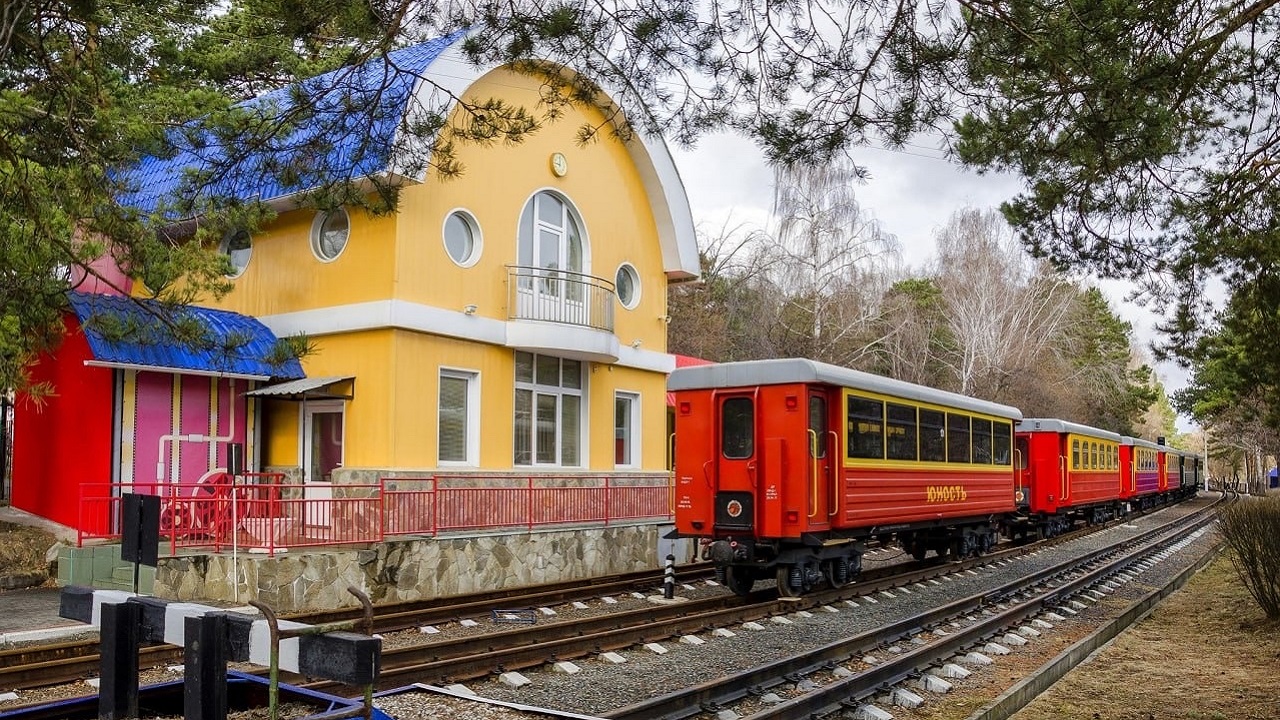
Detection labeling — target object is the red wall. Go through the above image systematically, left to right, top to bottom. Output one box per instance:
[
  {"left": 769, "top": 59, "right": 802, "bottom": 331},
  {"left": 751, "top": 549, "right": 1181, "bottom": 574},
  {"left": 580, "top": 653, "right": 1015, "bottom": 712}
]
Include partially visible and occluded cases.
[{"left": 12, "top": 316, "right": 115, "bottom": 531}]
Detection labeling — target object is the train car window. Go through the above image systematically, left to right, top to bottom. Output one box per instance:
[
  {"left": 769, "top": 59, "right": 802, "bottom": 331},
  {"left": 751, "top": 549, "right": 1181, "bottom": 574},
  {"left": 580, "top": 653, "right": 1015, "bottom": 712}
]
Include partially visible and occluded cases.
[
  {"left": 809, "top": 395, "right": 828, "bottom": 458},
  {"left": 846, "top": 396, "right": 885, "bottom": 459},
  {"left": 721, "top": 397, "right": 754, "bottom": 459},
  {"left": 885, "top": 403, "right": 918, "bottom": 461},
  {"left": 920, "top": 409, "right": 946, "bottom": 462},
  {"left": 946, "top": 413, "right": 971, "bottom": 463},
  {"left": 972, "top": 418, "right": 993, "bottom": 464},
  {"left": 994, "top": 421, "right": 1012, "bottom": 465},
  {"left": 1072, "top": 439, "right": 1080, "bottom": 469},
  {"left": 1091, "top": 442, "right": 1099, "bottom": 470}
]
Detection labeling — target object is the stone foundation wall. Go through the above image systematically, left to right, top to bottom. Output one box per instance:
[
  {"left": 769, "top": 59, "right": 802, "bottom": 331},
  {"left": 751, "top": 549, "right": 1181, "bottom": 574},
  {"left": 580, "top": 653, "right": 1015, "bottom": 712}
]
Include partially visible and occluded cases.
[{"left": 153, "top": 523, "right": 678, "bottom": 613}]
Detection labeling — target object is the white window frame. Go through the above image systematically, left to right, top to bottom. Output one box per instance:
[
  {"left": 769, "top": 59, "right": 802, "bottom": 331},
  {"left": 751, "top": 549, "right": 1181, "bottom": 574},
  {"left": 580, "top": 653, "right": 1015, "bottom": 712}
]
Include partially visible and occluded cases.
[
  {"left": 310, "top": 207, "right": 351, "bottom": 262},
  {"left": 442, "top": 208, "right": 483, "bottom": 267},
  {"left": 614, "top": 263, "right": 641, "bottom": 310},
  {"left": 513, "top": 352, "right": 585, "bottom": 468},
  {"left": 438, "top": 367, "right": 480, "bottom": 466},
  {"left": 614, "top": 391, "right": 641, "bottom": 468}
]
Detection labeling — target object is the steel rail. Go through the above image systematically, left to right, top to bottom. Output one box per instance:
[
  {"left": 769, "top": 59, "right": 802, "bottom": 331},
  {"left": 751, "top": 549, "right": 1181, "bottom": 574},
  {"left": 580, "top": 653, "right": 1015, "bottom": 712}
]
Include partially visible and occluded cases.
[{"left": 604, "top": 496, "right": 1225, "bottom": 720}]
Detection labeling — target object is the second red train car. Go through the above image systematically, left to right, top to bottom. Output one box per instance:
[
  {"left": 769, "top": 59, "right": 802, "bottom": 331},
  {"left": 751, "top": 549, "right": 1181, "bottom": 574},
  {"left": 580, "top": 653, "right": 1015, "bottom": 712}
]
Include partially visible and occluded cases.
[{"left": 1013, "top": 418, "right": 1125, "bottom": 538}]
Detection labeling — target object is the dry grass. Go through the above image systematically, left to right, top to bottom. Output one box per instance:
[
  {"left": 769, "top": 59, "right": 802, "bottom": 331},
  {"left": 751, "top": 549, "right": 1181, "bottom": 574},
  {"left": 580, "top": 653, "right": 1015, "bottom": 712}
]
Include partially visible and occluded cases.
[
  {"left": 0, "top": 520, "right": 58, "bottom": 578},
  {"left": 1013, "top": 555, "right": 1280, "bottom": 720}
]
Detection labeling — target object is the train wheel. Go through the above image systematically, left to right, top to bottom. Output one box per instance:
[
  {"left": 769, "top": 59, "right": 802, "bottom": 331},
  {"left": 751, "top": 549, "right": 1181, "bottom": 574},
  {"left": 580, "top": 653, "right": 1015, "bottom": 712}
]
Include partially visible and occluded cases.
[
  {"left": 910, "top": 542, "right": 928, "bottom": 562},
  {"left": 824, "top": 557, "right": 851, "bottom": 588},
  {"left": 776, "top": 565, "right": 803, "bottom": 598},
  {"left": 726, "top": 567, "right": 755, "bottom": 597}
]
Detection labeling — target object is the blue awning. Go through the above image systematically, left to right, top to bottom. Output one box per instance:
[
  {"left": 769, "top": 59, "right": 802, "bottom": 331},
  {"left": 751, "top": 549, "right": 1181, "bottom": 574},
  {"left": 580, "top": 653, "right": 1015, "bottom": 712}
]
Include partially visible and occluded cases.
[{"left": 68, "top": 292, "right": 305, "bottom": 380}]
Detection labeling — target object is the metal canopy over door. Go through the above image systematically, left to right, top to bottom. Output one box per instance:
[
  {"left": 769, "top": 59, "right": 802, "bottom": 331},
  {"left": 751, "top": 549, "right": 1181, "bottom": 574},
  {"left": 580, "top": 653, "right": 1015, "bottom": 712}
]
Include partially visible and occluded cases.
[{"left": 301, "top": 400, "right": 344, "bottom": 527}]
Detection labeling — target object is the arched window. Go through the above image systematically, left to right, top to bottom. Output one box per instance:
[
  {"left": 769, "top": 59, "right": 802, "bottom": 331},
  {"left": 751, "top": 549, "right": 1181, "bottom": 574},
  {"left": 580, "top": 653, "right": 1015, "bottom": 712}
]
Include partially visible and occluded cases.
[{"left": 518, "top": 191, "right": 585, "bottom": 299}]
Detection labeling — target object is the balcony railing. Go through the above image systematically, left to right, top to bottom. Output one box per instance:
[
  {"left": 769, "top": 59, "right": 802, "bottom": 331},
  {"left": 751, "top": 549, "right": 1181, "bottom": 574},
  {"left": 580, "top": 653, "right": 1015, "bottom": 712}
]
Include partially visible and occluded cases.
[{"left": 506, "top": 265, "right": 615, "bottom": 332}]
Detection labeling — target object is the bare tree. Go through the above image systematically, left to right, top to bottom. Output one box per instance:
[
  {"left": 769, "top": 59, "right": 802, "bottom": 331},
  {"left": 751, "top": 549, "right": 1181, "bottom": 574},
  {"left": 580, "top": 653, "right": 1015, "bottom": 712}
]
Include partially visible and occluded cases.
[
  {"left": 757, "top": 157, "right": 900, "bottom": 367},
  {"left": 934, "top": 208, "right": 1076, "bottom": 400}
]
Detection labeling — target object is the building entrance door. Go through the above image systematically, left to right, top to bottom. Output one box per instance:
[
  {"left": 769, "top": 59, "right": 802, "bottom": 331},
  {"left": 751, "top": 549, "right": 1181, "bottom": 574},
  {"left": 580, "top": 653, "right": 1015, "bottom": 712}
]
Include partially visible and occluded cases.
[{"left": 302, "top": 401, "right": 344, "bottom": 526}]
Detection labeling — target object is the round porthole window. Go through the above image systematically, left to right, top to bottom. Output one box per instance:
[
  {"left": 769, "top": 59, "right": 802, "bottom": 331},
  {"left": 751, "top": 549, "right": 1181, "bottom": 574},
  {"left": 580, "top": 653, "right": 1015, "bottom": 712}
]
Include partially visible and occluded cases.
[
  {"left": 311, "top": 208, "right": 350, "bottom": 262},
  {"left": 443, "top": 210, "right": 481, "bottom": 267},
  {"left": 220, "top": 228, "right": 253, "bottom": 278},
  {"left": 615, "top": 263, "right": 640, "bottom": 309}
]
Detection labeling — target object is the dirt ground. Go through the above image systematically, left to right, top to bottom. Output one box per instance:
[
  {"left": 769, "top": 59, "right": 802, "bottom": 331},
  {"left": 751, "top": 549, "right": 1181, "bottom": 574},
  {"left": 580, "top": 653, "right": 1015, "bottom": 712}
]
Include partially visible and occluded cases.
[
  {"left": 0, "top": 520, "right": 58, "bottom": 581},
  {"left": 1011, "top": 554, "right": 1280, "bottom": 720}
]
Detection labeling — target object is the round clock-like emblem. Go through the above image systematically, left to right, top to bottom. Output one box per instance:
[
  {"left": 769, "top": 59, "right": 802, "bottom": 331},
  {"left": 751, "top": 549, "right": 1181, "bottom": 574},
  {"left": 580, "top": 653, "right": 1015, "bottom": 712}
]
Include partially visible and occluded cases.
[
  {"left": 550, "top": 152, "right": 568, "bottom": 177},
  {"left": 726, "top": 499, "right": 743, "bottom": 518}
]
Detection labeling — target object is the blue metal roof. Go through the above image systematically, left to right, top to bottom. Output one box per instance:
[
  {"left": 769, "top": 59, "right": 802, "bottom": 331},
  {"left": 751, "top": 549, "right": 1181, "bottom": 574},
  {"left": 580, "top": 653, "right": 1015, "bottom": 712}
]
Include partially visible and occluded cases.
[
  {"left": 118, "top": 33, "right": 462, "bottom": 214},
  {"left": 68, "top": 292, "right": 305, "bottom": 380}
]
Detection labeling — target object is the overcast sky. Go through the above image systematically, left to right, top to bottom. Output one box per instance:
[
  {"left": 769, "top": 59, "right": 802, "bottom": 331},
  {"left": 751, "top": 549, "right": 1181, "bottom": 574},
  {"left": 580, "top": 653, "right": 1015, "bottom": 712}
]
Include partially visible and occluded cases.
[{"left": 669, "top": 132, "right": 1196, "bottom": 431}]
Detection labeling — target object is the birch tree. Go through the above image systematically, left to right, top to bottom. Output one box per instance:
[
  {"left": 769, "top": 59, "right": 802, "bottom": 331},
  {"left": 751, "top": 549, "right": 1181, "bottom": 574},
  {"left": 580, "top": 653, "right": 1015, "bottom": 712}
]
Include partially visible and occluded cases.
[
  {"left": 758, "top": 157, "right": 900, "bottom": 367},
  {"left": 934, "top": 208, "right": 1076, "bottom": 400}
]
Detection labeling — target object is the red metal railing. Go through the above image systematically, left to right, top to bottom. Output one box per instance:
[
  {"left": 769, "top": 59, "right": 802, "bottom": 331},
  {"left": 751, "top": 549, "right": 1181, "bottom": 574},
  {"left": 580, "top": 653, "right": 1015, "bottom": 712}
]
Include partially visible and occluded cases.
[{"left": 79, "top": 474, "right": 673, "bottom": 556}]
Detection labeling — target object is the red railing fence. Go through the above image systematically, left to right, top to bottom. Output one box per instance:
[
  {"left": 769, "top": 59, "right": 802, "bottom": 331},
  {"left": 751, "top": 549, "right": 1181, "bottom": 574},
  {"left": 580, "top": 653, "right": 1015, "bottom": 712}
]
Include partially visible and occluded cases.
[{"left": 78, "top": 473, "right": 673, "bottom": 556}]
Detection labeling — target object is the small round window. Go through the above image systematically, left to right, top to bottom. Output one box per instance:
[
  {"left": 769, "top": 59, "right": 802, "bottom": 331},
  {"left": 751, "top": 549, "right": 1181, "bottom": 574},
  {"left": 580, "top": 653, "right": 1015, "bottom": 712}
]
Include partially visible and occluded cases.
[
  {"left": 312, "top": 208, "right": 350, "bottom": 262},
  {"left": 443, "top": 210, "right": 481, "bottom": 267},
  {"left": 220, "top": 228, "right": 252, "bottom": 278},
  {"left": 615, "top": 263, "right": 640, "bottom": 309}
]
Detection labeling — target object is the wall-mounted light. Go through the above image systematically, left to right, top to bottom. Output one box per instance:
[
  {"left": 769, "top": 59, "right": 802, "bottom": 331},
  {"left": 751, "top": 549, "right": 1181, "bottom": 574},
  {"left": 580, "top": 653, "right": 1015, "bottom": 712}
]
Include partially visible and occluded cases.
[
  {"left": 463, "top": 304, "right": 478, "bottom": 315},
  {"left": 660, "top": 315, "right": 671, "bottom": 324},
  {"left": 631, "top": 339, "right": 642, "bottom": 348}
]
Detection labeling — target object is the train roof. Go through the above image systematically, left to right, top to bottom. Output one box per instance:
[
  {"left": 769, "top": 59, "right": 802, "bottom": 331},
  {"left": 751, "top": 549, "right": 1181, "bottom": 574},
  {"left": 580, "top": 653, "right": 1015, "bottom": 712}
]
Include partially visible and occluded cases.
[
  {"left": 667, "top": 358, "right": 1022, "bottom": 420},
  {"left": 1016, "top": 418, "right": 1122, "bottom": 441},
  {"left": 1121, "top": 435, "right": 1165, "bottom": 450}
]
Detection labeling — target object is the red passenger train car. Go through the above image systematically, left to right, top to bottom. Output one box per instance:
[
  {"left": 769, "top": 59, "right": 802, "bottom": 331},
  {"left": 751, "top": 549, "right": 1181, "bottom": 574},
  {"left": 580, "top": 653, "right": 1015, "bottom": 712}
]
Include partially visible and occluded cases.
[
  {"left": 669, "top": 358, "right": 1021, "bottom": 597},
  {"left": 1012, "top": 419, "right": 1125, "bottom": 538},
  {"left": 1120, "top": 436, "right": 1164, "bottom": 510}
]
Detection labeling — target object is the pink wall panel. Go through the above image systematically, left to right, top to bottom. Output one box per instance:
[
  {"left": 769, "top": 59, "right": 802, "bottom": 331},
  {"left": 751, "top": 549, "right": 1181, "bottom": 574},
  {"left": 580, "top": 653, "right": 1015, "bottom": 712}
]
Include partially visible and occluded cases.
[
  {"left": 133, "top": 372, "right": 174, "bottom": 488},
  {"left": 178, "top": 375, "right": 212, "bottom": 486}
]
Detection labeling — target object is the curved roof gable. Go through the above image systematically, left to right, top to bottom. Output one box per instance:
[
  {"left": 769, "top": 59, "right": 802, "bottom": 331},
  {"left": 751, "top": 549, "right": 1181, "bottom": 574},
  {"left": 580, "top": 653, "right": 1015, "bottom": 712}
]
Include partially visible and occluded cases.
[
  {"left": 117, "top": 32, "right": 699, "bottom": 280},
  {"left": 119, "top": 34, "right": 459, "bottom": 214}
]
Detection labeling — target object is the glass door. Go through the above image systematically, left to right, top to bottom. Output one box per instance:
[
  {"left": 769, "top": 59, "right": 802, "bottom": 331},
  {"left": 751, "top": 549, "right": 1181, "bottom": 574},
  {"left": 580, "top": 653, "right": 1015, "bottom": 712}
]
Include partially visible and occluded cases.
[{"left": 302, "top": 401, "right": 344, "bottom": 527}]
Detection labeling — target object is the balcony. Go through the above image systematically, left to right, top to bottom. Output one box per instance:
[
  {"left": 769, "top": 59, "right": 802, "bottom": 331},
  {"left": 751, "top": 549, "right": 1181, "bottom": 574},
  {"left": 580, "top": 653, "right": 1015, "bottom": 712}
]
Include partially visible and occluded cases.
[{"left": 505, "top": 265, "right": 620, "bottom": 362}]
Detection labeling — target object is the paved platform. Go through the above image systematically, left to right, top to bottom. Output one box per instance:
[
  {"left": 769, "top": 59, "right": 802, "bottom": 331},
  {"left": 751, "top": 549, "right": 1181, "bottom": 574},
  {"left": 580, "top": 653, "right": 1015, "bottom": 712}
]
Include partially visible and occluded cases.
[{"left": 0, "top": 585, "right": 92, "bottom": 645}]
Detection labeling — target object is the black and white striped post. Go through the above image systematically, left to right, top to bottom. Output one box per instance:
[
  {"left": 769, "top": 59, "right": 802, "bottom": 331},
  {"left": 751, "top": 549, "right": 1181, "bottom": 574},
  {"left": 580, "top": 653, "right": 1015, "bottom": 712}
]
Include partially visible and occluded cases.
[{"left": 663, "top": 554, "right": 676, "bottom": 600}]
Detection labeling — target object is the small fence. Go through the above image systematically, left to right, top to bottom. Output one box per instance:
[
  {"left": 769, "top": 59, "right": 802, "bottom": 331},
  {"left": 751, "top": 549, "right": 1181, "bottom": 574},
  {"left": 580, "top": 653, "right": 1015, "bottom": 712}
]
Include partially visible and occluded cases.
[{"left": 79, "top": 473, "right": 673, "bottom": 557}]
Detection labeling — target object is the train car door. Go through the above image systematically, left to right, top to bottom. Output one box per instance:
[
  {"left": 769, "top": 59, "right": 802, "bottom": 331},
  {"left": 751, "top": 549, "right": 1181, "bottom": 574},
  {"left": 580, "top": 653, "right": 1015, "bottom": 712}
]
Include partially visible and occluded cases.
[
  {"left": 806, "top": 389, "right": 832, "bottom": 529},
  {"left": 714, "top": 392, "right": 758, "bottom": 535}
]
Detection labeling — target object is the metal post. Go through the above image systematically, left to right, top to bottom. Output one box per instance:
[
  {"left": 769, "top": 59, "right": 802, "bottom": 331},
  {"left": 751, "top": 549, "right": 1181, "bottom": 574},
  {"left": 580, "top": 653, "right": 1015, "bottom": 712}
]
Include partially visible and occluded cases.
[
  {"left": 663, "top": 553, "right": 676, "bottom": 600},
  {"left": 248, "top": 600, "right": 281, "bottom": 720},
  {"left": 99, "top": 601, "right": 141, "bottom": 720}
]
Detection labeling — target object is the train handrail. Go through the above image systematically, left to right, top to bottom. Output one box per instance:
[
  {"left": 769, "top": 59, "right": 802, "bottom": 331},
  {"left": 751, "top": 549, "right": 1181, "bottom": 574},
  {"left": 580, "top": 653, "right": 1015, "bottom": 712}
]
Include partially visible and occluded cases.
[
  {"left": 807, "top": 429, "right": 819, "bottom": 518},
  {"left": 828, "top": 430, "right": 840, "bottom": 518},
  {"left": 667, "top": 432, "right": 676, "bottom": 515},
  {"left": 1060, "top": 455, "right": 1070, "bottom": 500}
]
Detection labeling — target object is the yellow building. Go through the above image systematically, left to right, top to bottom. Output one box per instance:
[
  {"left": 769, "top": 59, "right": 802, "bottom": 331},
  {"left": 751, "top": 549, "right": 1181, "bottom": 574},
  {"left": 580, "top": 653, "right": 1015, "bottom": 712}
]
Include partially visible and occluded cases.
[{"left": 153, "top": 35, "right": 699, "bottom": 501}]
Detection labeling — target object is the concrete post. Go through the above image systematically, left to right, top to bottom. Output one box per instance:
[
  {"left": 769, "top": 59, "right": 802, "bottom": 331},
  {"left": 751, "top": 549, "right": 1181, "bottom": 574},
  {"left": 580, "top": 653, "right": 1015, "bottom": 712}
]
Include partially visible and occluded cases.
[{"left": 663, "top": 554, "right": 676, "bottom": 600}]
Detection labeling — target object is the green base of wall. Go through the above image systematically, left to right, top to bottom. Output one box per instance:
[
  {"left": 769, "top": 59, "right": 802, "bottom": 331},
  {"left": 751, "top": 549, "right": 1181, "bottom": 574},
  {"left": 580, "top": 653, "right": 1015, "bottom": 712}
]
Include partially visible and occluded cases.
[{"left": 57, "top": 545, "right": 155, "bottom": 593}]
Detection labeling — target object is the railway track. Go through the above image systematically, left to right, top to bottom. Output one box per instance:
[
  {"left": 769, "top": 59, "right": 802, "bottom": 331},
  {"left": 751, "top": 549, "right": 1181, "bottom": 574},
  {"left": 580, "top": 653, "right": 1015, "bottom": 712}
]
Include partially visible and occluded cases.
[
  {"left": 603, "top": 494, "right": 1227, "bottom": 719},
  {"left": 0, "top": 497, "right": 1202, "bottom": 707},
  {"left": 0, "top": 564, "right": 717, "bottom": 691}
]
